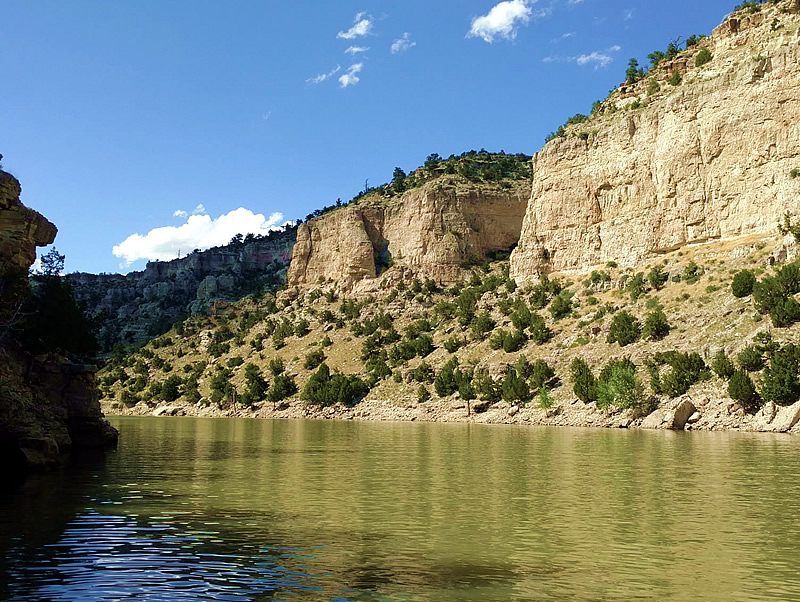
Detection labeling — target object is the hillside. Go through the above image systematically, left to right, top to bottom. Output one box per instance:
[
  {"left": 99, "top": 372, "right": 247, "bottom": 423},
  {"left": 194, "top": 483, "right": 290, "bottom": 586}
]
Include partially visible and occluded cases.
[
  {"left": 96, "top": 1, "right": 800, "bottom": 432},
  {"left": 68, "top": 228, "right": 295, "bottom": 351},
  {"left": 100, "top": 229, "right": 800, "bottom": 432}
]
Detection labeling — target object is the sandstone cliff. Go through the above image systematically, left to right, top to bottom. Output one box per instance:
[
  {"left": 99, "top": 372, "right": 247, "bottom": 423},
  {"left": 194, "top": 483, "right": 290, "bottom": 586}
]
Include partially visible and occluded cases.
[
  {"left": 511, "top": 0, "right": 800, "bottom": 282},
  {"left": 0, "top": 169, "right": 117, "bottom": 474},
  {"left": 0, "top": 170, "right": 57, "bottom": 271},
  {"left": 287, "top": 176, "right": 531, "bottom": 290},
  {"left": 69, "top": 229, "right": 295, "bottom": 350}
]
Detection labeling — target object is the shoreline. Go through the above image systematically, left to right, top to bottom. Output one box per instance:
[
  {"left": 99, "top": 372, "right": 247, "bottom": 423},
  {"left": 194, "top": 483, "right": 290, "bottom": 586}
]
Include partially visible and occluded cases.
[{"left": 102, "top": 390, "right": 800, "bottom": 434}]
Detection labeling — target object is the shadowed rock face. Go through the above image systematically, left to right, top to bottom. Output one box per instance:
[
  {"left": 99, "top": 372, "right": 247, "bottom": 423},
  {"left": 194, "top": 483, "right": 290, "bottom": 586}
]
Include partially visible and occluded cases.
[
  {"left": 511, "top": 0, "right": 800, "bottom": 282},
  {"left": 0, "top": 170, "right": 117, "bottom": 475},
  {"left": 0, "top": 171, "right": 56, "bottom": 270},
  {"left": 287, "top": 177, "right": 531, "bottom": 291}
]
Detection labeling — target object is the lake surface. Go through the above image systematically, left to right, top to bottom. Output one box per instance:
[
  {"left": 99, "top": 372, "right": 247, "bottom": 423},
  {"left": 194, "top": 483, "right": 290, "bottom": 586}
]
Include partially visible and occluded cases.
[{"left": 2, "top": 417, "right": 800, "bottom": 601}]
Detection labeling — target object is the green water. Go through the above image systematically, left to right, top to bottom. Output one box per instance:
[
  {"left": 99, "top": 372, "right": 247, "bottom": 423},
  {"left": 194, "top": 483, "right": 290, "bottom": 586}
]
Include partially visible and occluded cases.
[{"left": 2, "top": 417, "right": 800, "bottom": 601}]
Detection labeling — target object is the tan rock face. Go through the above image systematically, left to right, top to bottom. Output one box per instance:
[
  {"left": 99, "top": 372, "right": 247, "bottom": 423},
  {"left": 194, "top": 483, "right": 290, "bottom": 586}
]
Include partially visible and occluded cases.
[
  {"left": 511, "top": 0, "right": 800, "bottom": 283},
  {"left": 0, "top": 170, "right": 57, "bottom": 272},
  {"left": 287, "top": 177, "right": 530, "bottom": 290}
]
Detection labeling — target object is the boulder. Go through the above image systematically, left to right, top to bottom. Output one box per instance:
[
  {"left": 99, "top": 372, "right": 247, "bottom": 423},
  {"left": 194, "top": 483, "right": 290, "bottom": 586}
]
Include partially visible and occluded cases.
[
  {"left": 641, "top": 399, "right": 697, "bottom": 430},
  {"left": 768, "top": 400, "right": 800, "bottom": 433}
]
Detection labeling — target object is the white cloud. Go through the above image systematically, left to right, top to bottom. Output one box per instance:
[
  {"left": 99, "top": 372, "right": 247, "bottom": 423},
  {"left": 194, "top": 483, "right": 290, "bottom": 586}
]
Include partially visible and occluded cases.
[
  {"left": 467, "top": 0, "right": 535, "bottom": 43},
  {"left": 623, "top": 9, "right": 635, "bottom": 21},
  {"left": 337, "top": 13, "right": 373, "bottom": 40},
  {"left": 391, "top": 33, "right": 416, "bottom": 54},
  {"left": 345, "top": 45, "right": 369, "bottom": 55},
  {"left": 545, "top": 45, "right": 621, "bottom": 69},
  {"left": 576, "top": 51, "right": 615, "bottom": 68},
  {"left": 339, "top": 63, "right": 363, "bottom": 88},
  {"left": 306, "top": 65, "right": 341, "bottom": 85},
  {"left": 193, "top": 204, "right": 206, "bottom": 215},
  {"left": 112, "top": 208, "right": 285, "bottom": 265},
  {"left": 173, "top": 209, "right": 188, "bottom": 218}
]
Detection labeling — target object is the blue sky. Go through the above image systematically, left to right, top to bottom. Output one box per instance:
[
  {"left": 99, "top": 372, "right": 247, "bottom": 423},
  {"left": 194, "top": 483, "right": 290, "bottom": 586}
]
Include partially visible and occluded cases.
[{"left": 1, "top": 0, "right": 735, "bottom": 274}]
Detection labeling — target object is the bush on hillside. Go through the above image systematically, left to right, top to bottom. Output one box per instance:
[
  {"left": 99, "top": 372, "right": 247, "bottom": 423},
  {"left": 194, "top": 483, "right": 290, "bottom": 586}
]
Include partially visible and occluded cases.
[
  {"left": 694, "top": 47, "right": 712, "bottom": 67},
  {"left": 731, "top": 270, "right": 756, "bottom": 298},
  {"left": 642, "top": 309, "right": 670, "bottom": 341},
  {"left": 607, "top": 311, "right": 641, "bottom": 346},
  {"left": 760, "top": 344, "right": 800, "bottom": 406},
  {"left": 737, "top": 346, "right": 765, "bottom": 372},
  {"left": 711, "top": 350, "right": 736, "bottom": 379},
  {"left": 570, "top": 357, "right": 598, "bottom": 403},
  {"left": 596, "top": 358, "right": 644, "bottom": 410},
  {"left": 303, "top": 363, "right": 369, "bottom": 406},
  {"left": 728, "top": 370, "right": 760, "bottom": 412}
]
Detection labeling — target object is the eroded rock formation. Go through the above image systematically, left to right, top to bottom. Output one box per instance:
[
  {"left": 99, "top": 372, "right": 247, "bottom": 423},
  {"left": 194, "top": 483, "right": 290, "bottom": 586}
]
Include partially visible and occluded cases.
[
  {"left": 511, "top": 0, "right": 800, "bottom": 282},
  {"left": 0, "top": 169, "right": 117, "bottom": 474},
  {"left": 0, "top": 170, "right": 56, "bottom": 270},
  {"left": 287, "top": 177, "right": 531, "bottom": 290},
  {"left": 68, "top": 229, "right": 295, "bottom": 350}
]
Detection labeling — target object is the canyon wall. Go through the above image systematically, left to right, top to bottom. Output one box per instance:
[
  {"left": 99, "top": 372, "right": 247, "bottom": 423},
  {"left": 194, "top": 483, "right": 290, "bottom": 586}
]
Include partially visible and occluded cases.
[
  {"left": 511, "top": 0, "right": 800, "bottom": 282},
  {"left": 0, "top": 169, "right": 117, "bottom": 474},
  {"left": 287, "top": 177, "right": 531, "bottom": 291},
  {"left": 69, "top": 229, "right": 296, "bottom": 350}
]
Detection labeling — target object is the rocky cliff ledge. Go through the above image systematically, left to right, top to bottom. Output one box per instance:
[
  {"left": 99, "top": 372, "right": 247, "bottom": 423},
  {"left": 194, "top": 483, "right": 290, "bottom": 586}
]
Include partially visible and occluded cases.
[
  {"left": 511, "top": 0, "right": 800, "bottom": 282},
  {"left": 0, "top": 169, "right": 117, "bottom": 475},
  {"left": 0, "top": 171, "right": 57, "bottom": 271},
  {"left": 287, "top": 176, "right": 530, "bottom": 291},
  {"left": 68, "top": 229, "right": 295, "bottom": 350}
]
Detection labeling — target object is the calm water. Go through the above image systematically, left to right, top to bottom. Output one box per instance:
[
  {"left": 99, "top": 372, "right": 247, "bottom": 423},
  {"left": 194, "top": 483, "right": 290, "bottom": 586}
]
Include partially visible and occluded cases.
[{"left": 2, "top": 418, "right": 800, "bottom": 601}]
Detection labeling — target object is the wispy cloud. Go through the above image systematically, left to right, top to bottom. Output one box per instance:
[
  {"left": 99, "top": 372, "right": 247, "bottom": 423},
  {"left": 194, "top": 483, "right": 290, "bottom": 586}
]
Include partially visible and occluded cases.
[
  {"left": 468, "top": 0, "right": 533, "bottom": 43},
  {"left": 623, "top": 8, "right": 635, "bottom": 21},
  {"left": 338, "top": 12, "right": 373, "bottom": 40},
  {"left": 391, "top": 33, "right": 416, "bottom": 54},
  {"left": 345, "top": 45, "right": 369, "bottom": 55},
  {"left": 544, "top": 45, "right": 621, "bottom": 69},
  {"left": 576, "top": 47, "right": 620, "bottom": 68},
  {"left": 339, "top": 63, "right": 363, "bottom": 88},
  {"left": 306, "top": 65, "right": 341, "bottom": 85},
  {"left": 113, "top": 209, "right": 286, "bottom": 264},
  {"left": 173, "top": 209, "right": 188, "bottom": 218}
]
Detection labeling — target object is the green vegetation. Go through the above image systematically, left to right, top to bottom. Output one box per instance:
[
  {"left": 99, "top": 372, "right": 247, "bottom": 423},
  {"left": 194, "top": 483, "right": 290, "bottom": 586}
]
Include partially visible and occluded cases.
[
  {"left": 734, "top": 1, "right": 766, "bottom": 14},
  {"left": 694, "top": 47, "right": 713, "bottom": 67},
  {"left": 731, "top": 269, "right": 756, "bottom": 297},
  {"left": 607, "top": 311, "right": 641, "bottom": 347},
  {"left": 760, "top": 344, "right": 800, "bottom": 406},
  {"left": 712, "top": 350, "right": 736, "bottom": 379},
  {"left": 571, "top": 358, "right": 598, "bottom": 404},
  {"left": 596, "top": 359, "right": 645, "bottom": 411},
  {"left": 303, "top": 363, "right": 369, "bottom": 406},
  {"left": 728, "top": 371, "right": 759, "bottom": 412}
]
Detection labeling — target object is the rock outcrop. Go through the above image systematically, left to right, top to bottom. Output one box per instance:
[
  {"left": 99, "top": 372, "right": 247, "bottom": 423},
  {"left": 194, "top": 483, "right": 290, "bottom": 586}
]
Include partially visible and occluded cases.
[
  {"left": 511, "top": 0, "right": 800, "bottom": 282},
  {"left": 0, "top": 168, "right": 117, "bottom": 475},
  {"left": 0, "top": 170, "right": 57, "bottom": 270},
  {"left": 287, "top": 177, "right": 531, "bottom": 290},
  {"left": 68, "top": 229, "right": 295, "bottom": 350}
]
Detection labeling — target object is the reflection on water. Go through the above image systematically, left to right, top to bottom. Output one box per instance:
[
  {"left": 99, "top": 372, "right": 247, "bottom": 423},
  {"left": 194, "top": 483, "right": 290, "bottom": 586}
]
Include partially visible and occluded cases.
[{"left": 2, "top": 417, "right": 800, "bottom": 601}]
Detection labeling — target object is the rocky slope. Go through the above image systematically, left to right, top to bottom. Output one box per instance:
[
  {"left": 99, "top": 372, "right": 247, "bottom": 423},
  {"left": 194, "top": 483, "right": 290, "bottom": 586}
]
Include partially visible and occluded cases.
[
  {"left": 511, "top": 0, "right": 800, "bottom": 282},
  {"left": 0, "top": 169, "right": 117, "bottom": 474},
  {"left": 288, "top": 176, "right": 531, "bottom": 291},
  {"left": 68, "top": 229, "right": 295, "bottom": 351},
  {"left": 100, "top": 232, "right": 800, "bottom": 435}
]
